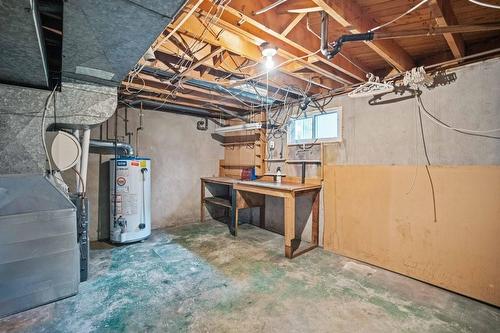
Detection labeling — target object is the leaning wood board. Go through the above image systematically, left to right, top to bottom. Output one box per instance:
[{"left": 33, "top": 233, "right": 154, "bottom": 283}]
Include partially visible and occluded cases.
[{"left": 323, "top": 165, "right": 500, "bottom": 306}]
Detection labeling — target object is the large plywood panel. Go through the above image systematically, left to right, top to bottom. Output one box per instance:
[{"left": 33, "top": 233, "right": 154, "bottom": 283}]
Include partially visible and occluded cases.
[{"left": 323, "top": 165, "right": 500, "bottom": 306}]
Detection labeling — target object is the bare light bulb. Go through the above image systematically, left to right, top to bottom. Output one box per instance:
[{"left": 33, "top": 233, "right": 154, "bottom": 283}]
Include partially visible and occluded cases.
[{"left": 265, "top": 56, "right": 274, "bottom": 70}]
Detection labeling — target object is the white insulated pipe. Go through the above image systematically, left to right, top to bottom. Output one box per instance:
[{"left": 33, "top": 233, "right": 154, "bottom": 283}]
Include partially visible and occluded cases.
[
  {"left": 73, "top": 129, "right": 81, "bottom": 191},
  {"left": 78, "top": 129, "right": 91, "bottom": 194}
]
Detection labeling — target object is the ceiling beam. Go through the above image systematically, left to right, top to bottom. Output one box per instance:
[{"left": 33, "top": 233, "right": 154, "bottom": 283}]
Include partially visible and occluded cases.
[
  {"left": 153, "top": 0, "right": 204, "bottom": 50},
  {"left": 311, "top": 0, "right": 415, "bottom": 72},
  {"left": 429, "top": 0, "right": 465, "bottom": 59},
  {"left": 198, "top": 1, "right": 366, "bottom": 82},
  {"left": 189, "top": 6, "right": 347, "bottom": 88},
  {"left": 169, "top": 13, "right": 330, "bottom": 92},
  {"left": 281, "top": 13, "right": 306, "bottom": 37},
  {"left": 179, "top": 46, "right": 224, "bottom": 77},
  {"left": 153, "top": 49, "right": 294, "bottom": 101},
  {"left": 127, "top": 75, "right": 250, "bottom": 110},
  {"left": 122, "top": 82, "right": 245, "bottom": 114}
]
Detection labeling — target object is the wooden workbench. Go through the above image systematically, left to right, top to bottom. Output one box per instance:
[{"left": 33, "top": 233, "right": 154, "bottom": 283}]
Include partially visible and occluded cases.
[
  {"left": 200, "top": 177, "right": 238, "bottom": 235},
  {"left": 233, "top": 180, "right": 322, "bottom": 259}
]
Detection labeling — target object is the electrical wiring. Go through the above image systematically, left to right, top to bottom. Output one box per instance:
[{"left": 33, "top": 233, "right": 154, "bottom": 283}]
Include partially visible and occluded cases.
[
  {"left": 125, "top": 0, "right": 226, "bottom": 107},
  {"left": 369, "top": 0, "right": 429, "bottom": 32},
  {"left": 468, "top": 0, "right": 500, "bottom": 9},
  {"left": 147, "top": 1, "right": 231, "bottom": 110},
  {"left": 224, "top": 49, "right": 322, "bottom": 86},
  {"left": 416, "top": 96, "right": 500, "bottom": 139},
  {"left": 416, "top": 97, "right": 438, "bottom": 222},
  {"left": 405, "top": 98, "right": 420, "bottom": 195},
  {"left": 71, "top": 167, "right": 86, "bottom": 195}
]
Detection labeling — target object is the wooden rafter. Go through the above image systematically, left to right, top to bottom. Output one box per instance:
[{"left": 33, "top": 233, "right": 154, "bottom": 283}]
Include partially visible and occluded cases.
[
  {"left": 153, "top": 0, "right": 204, "bottom": 50},
  {"left": 311, "top": 0, "right": 415, "bottom": 72},
  {"left": 429, "top": 0, "right": 465, "bottom": 59},
  {"left": 198, "top": 1, "right": 366, "bottom": 82},
  {"left": 190, "top": 6, "right": 348, "bottom": 87},
  {"left": 171, "top": 13, "right": 331, "bottom": 92},
  {"left": 281, "top": 13, "right": 306, "bottom": 37},
  {"left": 155, "top": 42, "right": 302, "bottom": 100},
  {"left": 180, "top": 46, "right": 224, "bottom": 77},
  {"left": 128, "top": 76, "right": 250, "bottom": 110},
  {"left": 122, "top": 81, "right": 247, "bottom": 114}
]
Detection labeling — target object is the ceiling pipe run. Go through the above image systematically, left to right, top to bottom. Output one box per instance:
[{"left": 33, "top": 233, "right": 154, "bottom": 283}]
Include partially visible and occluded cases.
[
  {"left": 127, "top": 99, "right": 232, "bottom": 119},
  {"left": 89, "top": 139, "right": 135, "bottom": 156}
]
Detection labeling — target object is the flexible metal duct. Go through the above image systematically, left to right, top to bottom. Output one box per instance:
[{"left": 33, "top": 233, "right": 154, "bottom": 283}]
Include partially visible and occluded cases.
[{"left": 89, "top": 139, "right": 134, "bottom": 156}]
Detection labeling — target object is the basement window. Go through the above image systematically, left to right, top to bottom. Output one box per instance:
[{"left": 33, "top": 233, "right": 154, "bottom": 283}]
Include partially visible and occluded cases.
[{"left": 288, "top": 108, "right": 342, "bottom": 144}]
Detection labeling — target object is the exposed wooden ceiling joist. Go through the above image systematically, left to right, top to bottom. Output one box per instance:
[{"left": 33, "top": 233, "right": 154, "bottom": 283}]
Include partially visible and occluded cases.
[
  {"left": 121, "top": 0, "right": 500, "bottom": 117},
  {"left": 153, "top": 0, "right": 204, "bottom": 51},
  {"left": 311, "top": 0, "right": 415, "bottom": 72},
  {"left": 429, "top": 0, "right": 465, "bottom": 60},
  {"left": 198, "top": 1, "right": 367, "bottom": 82},
  {"left": 170, "top": 12, "right": 329, "bottom": 92},
  {"left": 281, "top": 12, "right": 306, "bottom": 37},
  {"left": 178, "top": 45, "right": 224, "bottom": 78},
  {"left": 126, "top": 75, "right": 251, "bottom": 111}
]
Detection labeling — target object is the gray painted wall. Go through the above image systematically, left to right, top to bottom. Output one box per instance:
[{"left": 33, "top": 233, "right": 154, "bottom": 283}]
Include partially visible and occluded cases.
[
  {"left": 263, "top": 58, "right": 500, "bottom": 245},
  {"left": 324, "top": 58, "right": 500, "bottom": 166},
  {"left": 82, "top": 108, "right": 223, "bottom": 241}
]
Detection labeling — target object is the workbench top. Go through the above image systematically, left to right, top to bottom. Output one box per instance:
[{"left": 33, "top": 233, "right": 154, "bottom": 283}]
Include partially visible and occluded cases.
[
  {"left": 200, "top": 177, "right": 239, "bottom": 185},
  {"left": 235, "top": 180, "right": 322, "bottom": 192}
]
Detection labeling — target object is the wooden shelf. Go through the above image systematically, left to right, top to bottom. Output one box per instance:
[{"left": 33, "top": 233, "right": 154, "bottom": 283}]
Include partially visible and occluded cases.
[
  {"left": 220, "top": 141, "right": 256, "bottom": 147},
  {"left": 264, "top": 158, "right": 286, "bottom": 162},
  {"left": 286, "top": 160, "right": 322, "bottom": 164},
  {"left": 220, "top": 164, "right": 256, "bottom": 168},
  {"left": 204, "top": 197, "right": 232, "bottom": 208}
]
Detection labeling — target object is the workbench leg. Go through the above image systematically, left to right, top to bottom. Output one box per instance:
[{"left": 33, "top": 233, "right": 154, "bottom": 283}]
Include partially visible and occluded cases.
[
  {"left": 200, "top": 180, "right": 205, "bottom": 223},
  {"left": 230, "top": 188, "right": 237, "bottom": 236},
  {"left": 312, "top": 190, "right": 320, "bottom": 246},
  {"left": 284, "top": 195, "right": 295, "bottom": 259},
  {"left": 259, "top": 203, "right": 266, "bottom": 229}
]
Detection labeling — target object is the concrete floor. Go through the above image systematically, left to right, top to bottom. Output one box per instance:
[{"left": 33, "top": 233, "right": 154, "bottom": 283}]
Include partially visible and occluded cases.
[{"left": 1, "top": 220, "right": 499, "bottom": 333}]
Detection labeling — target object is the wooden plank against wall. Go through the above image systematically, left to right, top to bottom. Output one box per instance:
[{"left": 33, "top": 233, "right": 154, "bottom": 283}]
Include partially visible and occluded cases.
[{"left": 323, "top": 165, "right": 500, "bottom": 306}]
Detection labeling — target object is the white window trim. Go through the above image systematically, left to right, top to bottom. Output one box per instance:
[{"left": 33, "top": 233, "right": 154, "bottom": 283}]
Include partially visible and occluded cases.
[{"left": 287, "top": 107, "right": 342, "bottom": 145}]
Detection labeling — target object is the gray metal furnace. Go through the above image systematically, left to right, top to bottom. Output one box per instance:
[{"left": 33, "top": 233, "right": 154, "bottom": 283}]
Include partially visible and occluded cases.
[{"left": 0, "top": 174, "right": 79, "bottom": 318}]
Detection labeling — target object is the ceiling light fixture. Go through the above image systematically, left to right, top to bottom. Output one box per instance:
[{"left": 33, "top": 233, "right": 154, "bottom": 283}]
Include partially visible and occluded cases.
[
  {"left": 261, "top": 42, "right": 277, "bottom": 71},
  {"left": 214, "top": 122, "right": 262, "bottom": 134}
]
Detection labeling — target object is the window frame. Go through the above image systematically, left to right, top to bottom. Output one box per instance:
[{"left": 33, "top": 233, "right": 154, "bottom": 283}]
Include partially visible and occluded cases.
[{"left": 287, "top": 107, "right": 342, "bottom": 145}]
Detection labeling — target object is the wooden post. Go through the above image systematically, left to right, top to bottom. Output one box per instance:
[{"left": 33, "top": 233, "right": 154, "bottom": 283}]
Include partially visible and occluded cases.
[
  {"left": 311, "top": 190, "right": 320, "bottom": 245},
  {"left": 284, "top": 193, "right": 295, "bottom": 258}
]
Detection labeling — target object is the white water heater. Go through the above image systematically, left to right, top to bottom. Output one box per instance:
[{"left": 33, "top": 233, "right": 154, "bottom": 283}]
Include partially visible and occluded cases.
[{"left": 110, "top": 157, "right": 151, "bottom": 243}]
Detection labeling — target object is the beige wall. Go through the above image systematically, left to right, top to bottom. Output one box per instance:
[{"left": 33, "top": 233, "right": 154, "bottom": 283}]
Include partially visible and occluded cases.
[
  {"left": 320, "top": 59, "right": 500, "bottom": 306},
  {"left": 82, "top": 109, "right": 223, "bottom": 241},
  {"left": 323, "top": 165, "right": 500, "bottom": 306}
]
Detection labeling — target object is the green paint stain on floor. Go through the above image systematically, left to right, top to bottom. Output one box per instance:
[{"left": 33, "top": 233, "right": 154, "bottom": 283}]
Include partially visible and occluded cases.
[{"left": 1, "top": 220, "right": 499, "bottom": 333}]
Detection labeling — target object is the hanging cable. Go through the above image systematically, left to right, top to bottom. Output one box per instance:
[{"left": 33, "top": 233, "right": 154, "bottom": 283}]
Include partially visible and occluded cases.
[
  {"left": 369, "top": 0, "right": 429, "bottom": 32},
  {"left": 468, "top": 0, "right": 500, "bottom": 9},
  {"left": 416, "top": 96, "right": 437, "bottom": 223},
  {"left": 416, "top": 96, "right": 500, "bottom": 138}
]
